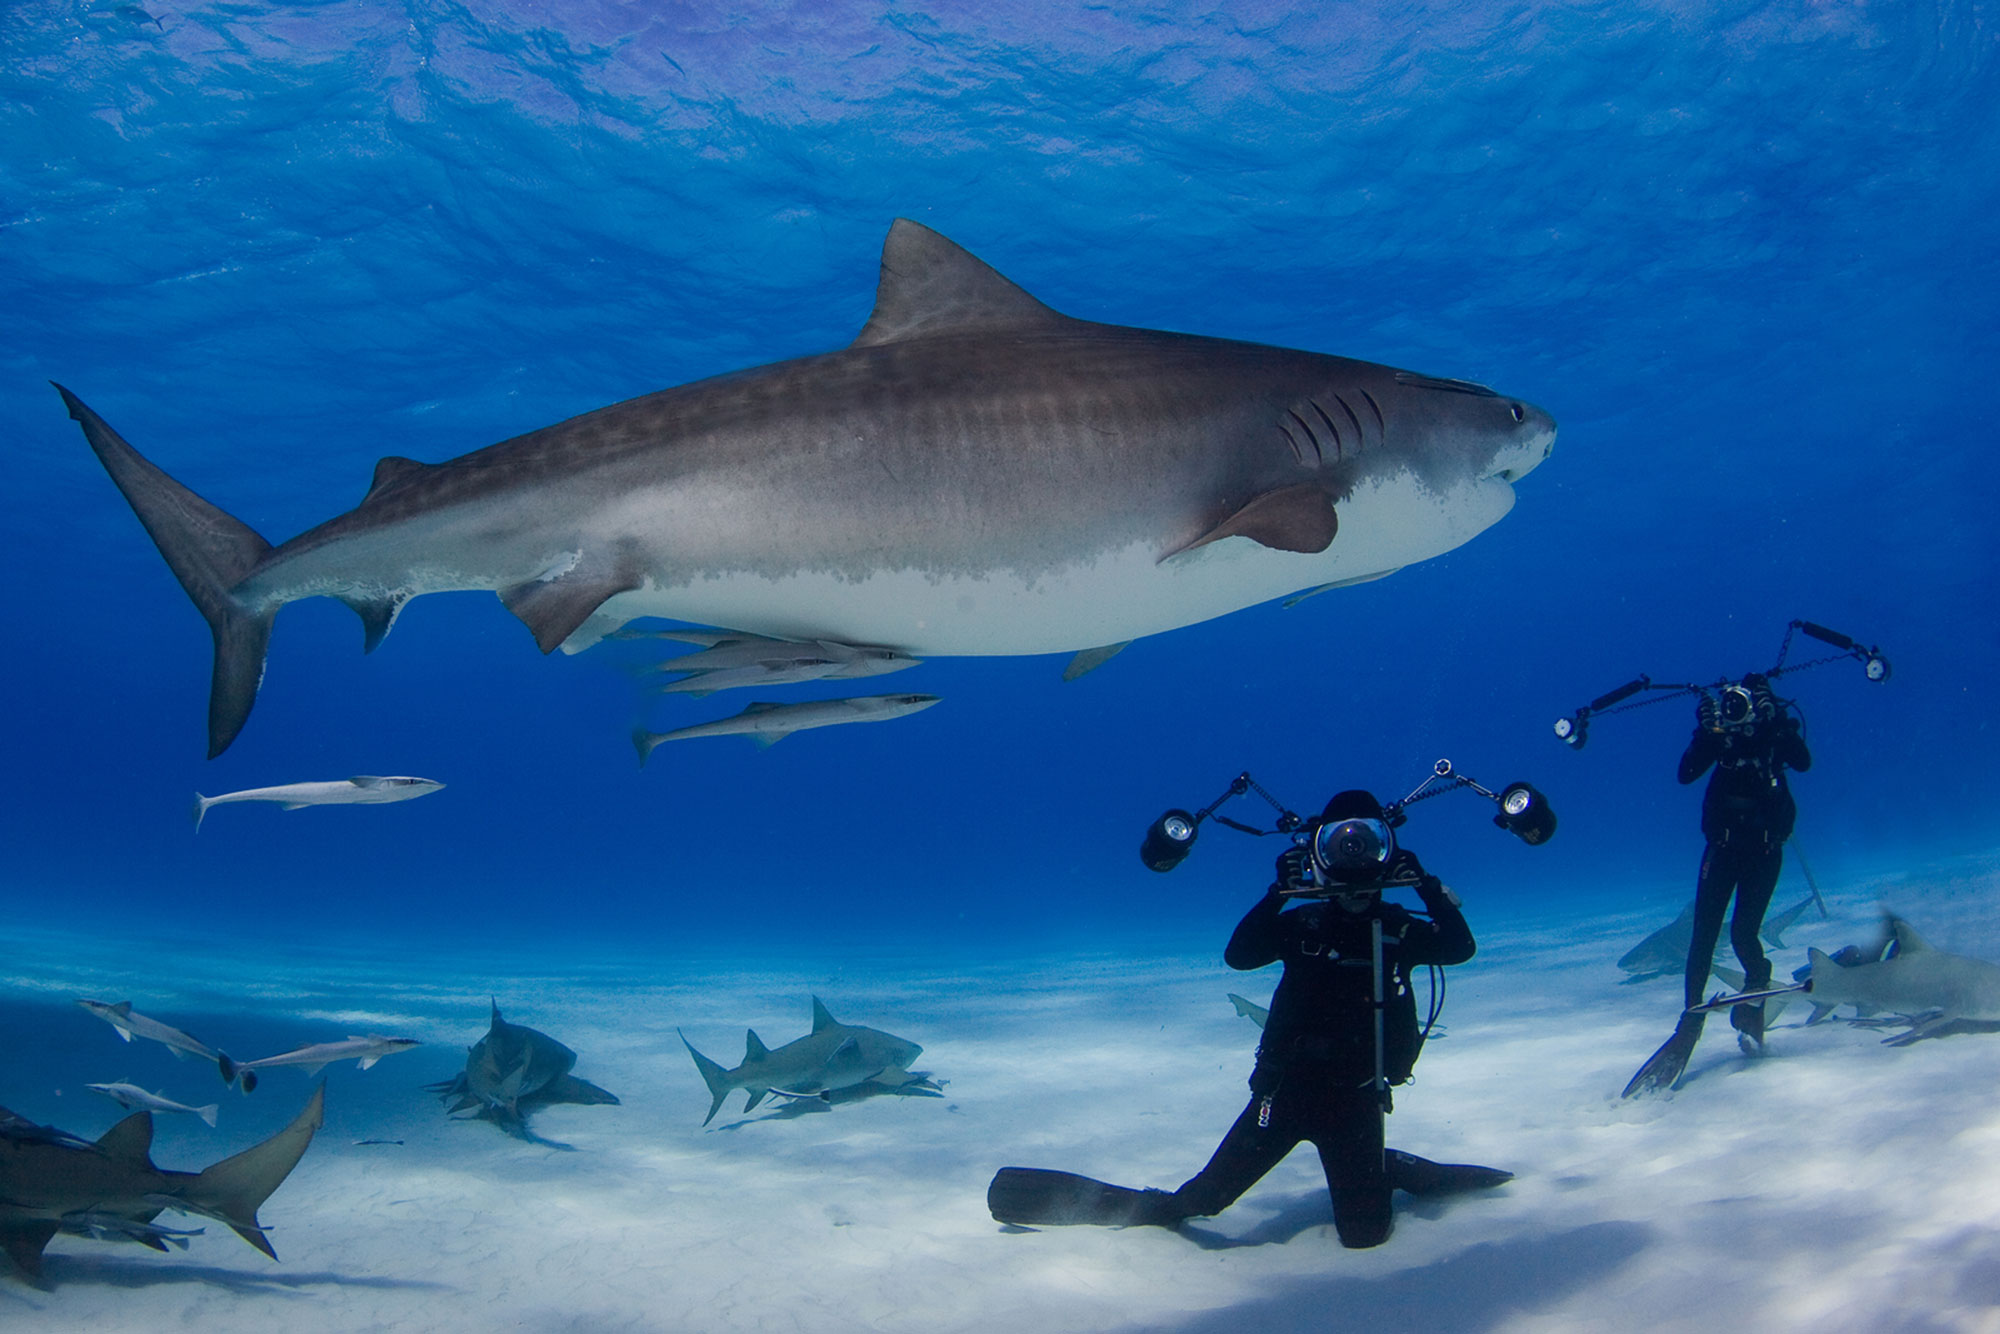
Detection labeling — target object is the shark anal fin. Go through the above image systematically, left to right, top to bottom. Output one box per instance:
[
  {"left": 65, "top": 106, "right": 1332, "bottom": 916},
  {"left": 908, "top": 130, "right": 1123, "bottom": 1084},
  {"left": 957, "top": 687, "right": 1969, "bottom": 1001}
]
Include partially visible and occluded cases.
[
  {"left": 850, "top": 219, "right": 1069, "bottom": 348},
  {"left": 1164, "top": 484, "right": 1337, "bottom": 560},
  {"left": 500, "top": 552, "right": 643, "bottom": 654},
  {"left": 339, "top": 593, "right": 408, "bottom": 653},
  {"left": 1062, "top": 642, "right": 1129, "bottom": 681}
]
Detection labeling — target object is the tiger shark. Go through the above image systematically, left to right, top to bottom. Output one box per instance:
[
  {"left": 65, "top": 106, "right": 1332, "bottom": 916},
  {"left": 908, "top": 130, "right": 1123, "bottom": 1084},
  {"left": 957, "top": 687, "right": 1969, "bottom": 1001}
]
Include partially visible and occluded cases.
[{"left": 57, "top": 219, "right": 1555, "bottom": 757}]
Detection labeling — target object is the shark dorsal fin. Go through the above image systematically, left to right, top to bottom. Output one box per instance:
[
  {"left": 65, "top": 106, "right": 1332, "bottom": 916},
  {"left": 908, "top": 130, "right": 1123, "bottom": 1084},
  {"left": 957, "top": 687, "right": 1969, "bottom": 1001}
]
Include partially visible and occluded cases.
[
  {"left": 850, "top": 220, "right": 1069, "bottom": 349},
  {"left": 364, "top": 455, "right": 428, "bottom": 501},
  {"left": 1888, "top": 916, "right": 1932, "bottom": 952},
  {"left": 811, "top": 997, "right": 838, "bottom": 1033},
  {"left": 490, "top": 998, "right": 504, "bottom": 1026},
  {"left": 111, "top": 1001, "right": 133, "bottom": 1018},
  {"left": 744, "top": 1029, "right": 770, "bottom": 1060},
  {"left": 96, "top": 1111, "right": 155, "bottom": 1166}
]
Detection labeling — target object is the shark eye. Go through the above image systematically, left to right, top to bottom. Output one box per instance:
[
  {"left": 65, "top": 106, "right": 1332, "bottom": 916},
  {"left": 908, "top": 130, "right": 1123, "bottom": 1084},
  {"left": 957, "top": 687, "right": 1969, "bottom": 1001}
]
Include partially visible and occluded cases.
[{"left": 1509, "top": 403, "right": 1525, "bottom": 423}]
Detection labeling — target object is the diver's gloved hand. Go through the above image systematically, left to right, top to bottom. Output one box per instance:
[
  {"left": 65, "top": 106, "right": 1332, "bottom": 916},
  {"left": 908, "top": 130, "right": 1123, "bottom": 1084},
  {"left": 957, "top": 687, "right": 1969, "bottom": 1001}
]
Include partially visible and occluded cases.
[
  {"left": 1696, "top": 695, "right": 1719, "bottom": 731},
  {"left": 1273, "top": 846, "right": 1315, "bottom": 895},
  {"left": 1384, "top": 848, "right": 1427, "bottom": 883}
]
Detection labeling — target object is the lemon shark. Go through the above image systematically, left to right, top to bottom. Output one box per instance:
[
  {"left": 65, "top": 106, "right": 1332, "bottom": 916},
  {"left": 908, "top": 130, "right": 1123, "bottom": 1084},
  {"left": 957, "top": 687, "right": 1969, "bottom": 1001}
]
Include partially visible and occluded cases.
[
  {"left": 56, "top": 219, "right": 1556, "bottom": 757},
  {"left": 1804, "top": 916, "right": 2000, "bottom": 1044},
  {"left": 680, "top": 997, "right": 926, "bottom": 1125},
  {"left": 425, "top": 1001, "right": 619, "bottom": 1143},
  {"left": 0, "top": 1085, "right": 323, "bottom": 1279}
]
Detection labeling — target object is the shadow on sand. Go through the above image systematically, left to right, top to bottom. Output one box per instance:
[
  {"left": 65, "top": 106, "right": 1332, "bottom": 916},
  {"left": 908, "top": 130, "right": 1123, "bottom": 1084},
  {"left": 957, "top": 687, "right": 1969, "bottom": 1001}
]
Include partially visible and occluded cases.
[
  {"left": 1162, "top": 1219, "right": 1652, "bottom": 1331},
  {"left": 12, "top": 1254, "right": 455, "bottom": 1298}
]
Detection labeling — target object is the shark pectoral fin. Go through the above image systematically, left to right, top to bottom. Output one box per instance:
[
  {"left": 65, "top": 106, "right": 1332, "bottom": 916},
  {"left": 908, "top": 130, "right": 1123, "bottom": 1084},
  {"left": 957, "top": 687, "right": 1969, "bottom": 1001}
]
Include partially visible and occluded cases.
[
  {"left": 1162, "top": 484, "right": 1338, "bottom": 561},
  {"left": 499, "top": 550, "right": 643, "bottom": 654},
  {"left": 339, "top": 593, "right": 408, "bottom": 653},
  {"left": 1062, "top": 642, "right": 1129, "bottom": 681},
  {"left": 279, "top": 802, "right": 310, "bottom": 811},
  {"left": 357, "top": 1057, "right": 381, "bottom": 1071},
  {"left": 0, "top": 1220, "right": 60, "bottom": 1277}
]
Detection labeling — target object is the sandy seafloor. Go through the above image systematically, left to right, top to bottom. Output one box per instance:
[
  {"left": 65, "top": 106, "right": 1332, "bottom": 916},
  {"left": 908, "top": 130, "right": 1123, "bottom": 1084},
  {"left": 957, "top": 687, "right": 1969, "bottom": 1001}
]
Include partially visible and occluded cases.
[{"left": 7, "top": 855, "right": 2000, "bottom": 1333}]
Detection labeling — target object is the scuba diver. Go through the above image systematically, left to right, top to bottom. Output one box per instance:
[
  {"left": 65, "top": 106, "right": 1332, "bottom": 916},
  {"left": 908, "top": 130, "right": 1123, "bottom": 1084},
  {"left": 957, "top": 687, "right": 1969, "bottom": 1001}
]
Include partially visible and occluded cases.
[
  {"left": 1624, "top": 673, "right": 1812, "bottom": 1096},
  {"left": 987, "top": 790, "right": 1510, "bottom": 1247}
]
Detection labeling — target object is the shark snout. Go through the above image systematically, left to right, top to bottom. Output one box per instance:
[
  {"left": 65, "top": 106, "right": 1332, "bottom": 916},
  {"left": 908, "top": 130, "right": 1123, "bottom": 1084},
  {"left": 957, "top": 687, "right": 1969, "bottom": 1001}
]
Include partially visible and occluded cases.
[{"left": 1484, "top": 401, "right": 1557, "bottom": 485}]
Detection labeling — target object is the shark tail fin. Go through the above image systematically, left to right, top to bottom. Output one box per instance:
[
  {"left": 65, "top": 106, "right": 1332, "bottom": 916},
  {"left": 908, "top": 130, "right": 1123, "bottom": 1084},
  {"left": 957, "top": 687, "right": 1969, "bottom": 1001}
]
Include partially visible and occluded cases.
[
  {"left": 55, "top": 384, "right": 275, "bottom": 758},
  {"left": 633, "top": 728, "right": 665, "bottom": 768},
  {"left": 193, "top": 793, "right": 213, "bottom": 831},
  {"left": 679, "top": 1029, "right": 732, "bottom": 1126},
  {"left": 188, "top": 1083, "right": 324, "bottom": 1260},
  {"left": 196, "top": 1103, "right": 220, "bottom": 1128}
]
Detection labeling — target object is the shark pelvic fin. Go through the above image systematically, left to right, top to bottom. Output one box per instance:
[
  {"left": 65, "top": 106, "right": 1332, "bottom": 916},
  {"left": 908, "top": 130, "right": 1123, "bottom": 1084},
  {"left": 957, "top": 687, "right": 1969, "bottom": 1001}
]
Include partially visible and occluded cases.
[
  {"left": 850, "top": 219, "right": 1070, "bottom": 348},
  {"left": 55, "top": 384, "right": 275, "bottom": 758},
  {"left": 1163, "top": 484, "right": 1338, "bottom": 560},
  {"left": 499, "top": 549, "right": 643, "bottom": 654},
  {"left": 189, "top": 1083, "right": 324, "bottom": 1261}
]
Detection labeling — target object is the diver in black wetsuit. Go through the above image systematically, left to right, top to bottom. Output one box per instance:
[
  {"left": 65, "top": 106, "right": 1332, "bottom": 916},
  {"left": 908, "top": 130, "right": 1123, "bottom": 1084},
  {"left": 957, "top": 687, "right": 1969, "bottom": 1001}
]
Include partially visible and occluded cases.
[
  {"left": 1624, "top": 674, "right": 1812, "bottom": 1096},
  {"left": 987, "top": 790, "right": 1506, "bottom": 1247}
]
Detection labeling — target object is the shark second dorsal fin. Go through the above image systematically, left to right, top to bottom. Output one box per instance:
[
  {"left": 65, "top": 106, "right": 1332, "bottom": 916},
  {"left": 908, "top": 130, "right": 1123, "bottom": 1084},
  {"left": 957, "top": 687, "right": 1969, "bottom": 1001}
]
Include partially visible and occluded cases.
[
  {"left": 850, "top": 220, "right": 1070, "bottom": 349},
  {"left": 364, "top": 456, "right": 428, "bottom": 502},
  {"left": 1888, "top": 916, "right": 1932, "bottom": 952},
  {"left": 811, "top": 997, "right": 837, "bottom": 1033},
  {"left": 744, "top": 1029, "right": 770, "bottom": 1061},
  {"left": 97, "top": 1111, "right": 156, "bottom": 1166}
]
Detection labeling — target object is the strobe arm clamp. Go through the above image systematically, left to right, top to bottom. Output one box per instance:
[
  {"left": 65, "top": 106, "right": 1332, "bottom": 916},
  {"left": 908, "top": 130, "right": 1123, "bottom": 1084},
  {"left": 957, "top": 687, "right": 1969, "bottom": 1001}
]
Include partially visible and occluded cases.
[
  {"left": 1391, "top": 759, "right": 1557, "bottom": 847},
  {"left": 1139, "top": 771, "right": 1301, "bottom": 873}
]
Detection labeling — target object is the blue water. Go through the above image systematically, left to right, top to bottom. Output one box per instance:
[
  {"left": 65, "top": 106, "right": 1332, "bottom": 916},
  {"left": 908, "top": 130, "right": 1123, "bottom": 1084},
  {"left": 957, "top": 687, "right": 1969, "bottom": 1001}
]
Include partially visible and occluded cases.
[{"left": 3, "top": 1, "right": 1998, "bottom": 1321}]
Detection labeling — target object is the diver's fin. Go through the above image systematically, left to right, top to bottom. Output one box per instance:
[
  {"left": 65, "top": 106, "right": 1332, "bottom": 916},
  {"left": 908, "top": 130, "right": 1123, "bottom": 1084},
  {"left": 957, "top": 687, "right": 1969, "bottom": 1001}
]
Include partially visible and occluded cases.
[
  {"left": 1622, "top": 1012, "right": 1706, "bottom": 1098},
  {"left": 1384, "top": 1150, "right": 1514, "bottom": 1197},
  {"left": 986, "top": 1168, "right": 1185, "bottom": 1228}
]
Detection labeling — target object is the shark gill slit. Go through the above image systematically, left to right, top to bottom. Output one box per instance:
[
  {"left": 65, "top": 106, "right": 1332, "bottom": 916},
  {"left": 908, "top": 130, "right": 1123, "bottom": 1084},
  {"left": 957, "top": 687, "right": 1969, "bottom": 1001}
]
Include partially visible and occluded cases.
[
  {"left": 1308, "top": 400, "right": 1345, "bottom": 461},
  {"left": 1286, "top": 409, "right": 1324, "bottom": 466}
]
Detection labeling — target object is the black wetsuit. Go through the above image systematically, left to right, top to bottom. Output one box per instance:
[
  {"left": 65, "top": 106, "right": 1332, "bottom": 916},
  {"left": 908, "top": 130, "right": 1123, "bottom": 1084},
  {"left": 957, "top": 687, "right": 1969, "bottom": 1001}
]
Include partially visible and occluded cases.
[
  {"left": 1678, "top": 716, "right": 1811, "bottom": 1008},
  {"left": 1168, "top": 859, "right": 1474, "bottom": 1248}
]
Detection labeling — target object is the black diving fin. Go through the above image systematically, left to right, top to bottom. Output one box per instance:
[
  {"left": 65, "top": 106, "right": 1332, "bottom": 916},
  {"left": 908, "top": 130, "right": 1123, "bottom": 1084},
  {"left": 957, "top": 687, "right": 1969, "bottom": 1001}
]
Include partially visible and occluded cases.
[
  {"left": 1622, "top": 1011, "right": 1707, "bottom": 1098},
  {"left": 1384, "top": 1149, "right": 1514, "bottom": 1196},
  {"left": 986, "top": 1168, "right": 1185, "bottom": 1227}
]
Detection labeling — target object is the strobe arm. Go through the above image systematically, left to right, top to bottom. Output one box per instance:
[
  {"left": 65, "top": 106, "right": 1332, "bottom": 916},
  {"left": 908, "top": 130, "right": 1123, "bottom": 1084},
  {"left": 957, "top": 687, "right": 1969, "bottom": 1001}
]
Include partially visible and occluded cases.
[{"left": 1552, "top": 675, "right": 1651, "bottom": 749}]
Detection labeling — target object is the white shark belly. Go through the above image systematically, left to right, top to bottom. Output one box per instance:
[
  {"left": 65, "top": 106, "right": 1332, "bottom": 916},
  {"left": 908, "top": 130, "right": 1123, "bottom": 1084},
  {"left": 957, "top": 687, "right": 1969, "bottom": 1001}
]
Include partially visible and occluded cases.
[{"left": 577, "top": 475, "right": 1515, "bottom": 654}]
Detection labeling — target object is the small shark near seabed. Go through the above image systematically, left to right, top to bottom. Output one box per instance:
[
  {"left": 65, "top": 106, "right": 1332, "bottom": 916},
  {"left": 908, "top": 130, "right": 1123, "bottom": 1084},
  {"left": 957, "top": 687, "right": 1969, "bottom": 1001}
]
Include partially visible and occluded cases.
[
  {"left": 59, "top": 219, "right": 1553, "bottom": 758},
  {"left": 633, "top": 693, "right": 940, "bottom": 763},
  {"left": 193, "top": 776, "right": 445, "bottom": 831},
  {"left": 1617, "top": 892, "right": 1823, "bottom": 980},
  {"left": 1803, "top": 917, "right": 2000, "bottom": 1044},
  {"left": 681, "top": 998, "right": 929, "bottom": 1126},
  {"left": 76, "top": 1000, "right": 222, "bottom": 1064},
  {"left": 424, "top": 1002, "right": 619, "bottom": 1144},
  {"left": 223, "top": 1036, "right": 419, "bottom": 1093},
  {"left": 85, "top": 1083, "right": 219, "bottom": 1128},
  {"left": 0, "top": 1086, "right": 323, "bottom": 1279}
]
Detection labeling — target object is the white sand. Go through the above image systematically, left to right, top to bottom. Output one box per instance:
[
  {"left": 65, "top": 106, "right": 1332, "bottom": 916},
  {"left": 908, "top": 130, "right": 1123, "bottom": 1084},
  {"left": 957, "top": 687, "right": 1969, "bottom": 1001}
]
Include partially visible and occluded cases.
[{"left": 6, "top": 857, "right": 2000, "bottom": 1331}]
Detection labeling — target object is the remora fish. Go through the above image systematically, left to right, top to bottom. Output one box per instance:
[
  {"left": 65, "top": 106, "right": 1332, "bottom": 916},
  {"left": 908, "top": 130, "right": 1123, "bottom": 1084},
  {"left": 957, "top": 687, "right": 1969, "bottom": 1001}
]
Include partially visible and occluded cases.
[
  {"left": 57, "top": 219, "right": 1555, "bottom": 757},
  {"left": 632, "top": 694, "right": 940, "bottom": 763},
  {"left": 192, "top": 775, "right": 444, "bottom": 831},
  {"left": 1804, "top": 917, "right": 2000, "bottom": 1044},
  {"left": 680, "top": 998, "right": 926, "bottom": 1126},
  {"left": 76, "top": 1000, "right": 222, "bottom": 1064},
  {"left": 424, "top": 1001, "right": 619, "bottom": 1143},
  {"left": 224, "top": 1036, "right": 418, "bottom": 1093},
  {"left": 85, "top": 1083, "right": 220, "bottom": 1128},
  {"left": 0, "top": 1086, "right": 323, "bottom": 1277}
]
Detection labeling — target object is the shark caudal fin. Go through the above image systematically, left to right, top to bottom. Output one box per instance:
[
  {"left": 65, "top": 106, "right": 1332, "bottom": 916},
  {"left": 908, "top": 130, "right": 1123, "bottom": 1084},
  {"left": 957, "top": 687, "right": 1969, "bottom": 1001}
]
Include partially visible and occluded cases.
[
  {"left": 54, "top": 384, "right": 274, "bottom": 758},
  {"left": 193, "top": 793, "right": 214, "bottom": 832},
  {"left": 679, "top": 1029, "right": 733, "bottom": 1126},
  {"left": 187, "top": 1083, "right": 325, "bottom": 1260}
]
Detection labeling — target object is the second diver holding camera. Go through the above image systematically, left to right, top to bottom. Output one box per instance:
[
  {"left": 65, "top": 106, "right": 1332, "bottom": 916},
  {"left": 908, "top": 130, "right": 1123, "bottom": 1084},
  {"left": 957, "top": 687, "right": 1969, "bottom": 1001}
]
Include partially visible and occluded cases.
[
  {"left": 1623, "top": 673, "right": 1812, "bottom": 1096},
  {"left": 988, "top": 780, "right": 1525, "bottom": 1247}
]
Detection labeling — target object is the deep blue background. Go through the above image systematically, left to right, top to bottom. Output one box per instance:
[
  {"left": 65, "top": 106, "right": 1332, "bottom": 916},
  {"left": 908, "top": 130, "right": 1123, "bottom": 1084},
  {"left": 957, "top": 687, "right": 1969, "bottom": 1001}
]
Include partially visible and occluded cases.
[{"left": 2, "top": 0, "right": 1993, "bottom": 954}]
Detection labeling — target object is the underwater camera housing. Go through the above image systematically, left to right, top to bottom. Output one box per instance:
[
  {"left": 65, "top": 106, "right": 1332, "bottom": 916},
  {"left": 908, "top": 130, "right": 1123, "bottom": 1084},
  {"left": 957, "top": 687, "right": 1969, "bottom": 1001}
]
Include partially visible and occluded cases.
[
  {"left": 1551, "top": 619, "right": 1890, "bottom": 751},
  {"left": 1139, "top": 759, "right": 1556, "bottom": 880}
]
